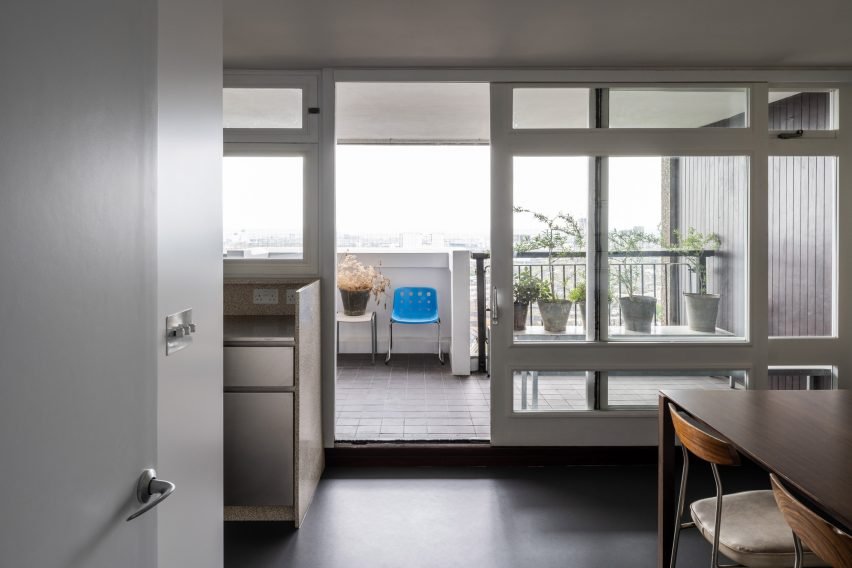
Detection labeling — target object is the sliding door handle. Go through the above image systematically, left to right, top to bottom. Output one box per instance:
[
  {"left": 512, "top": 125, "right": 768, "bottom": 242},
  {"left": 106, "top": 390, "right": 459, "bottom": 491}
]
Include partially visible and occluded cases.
[
  {"left": 491, "top": 285, "right": 499, "bottom": 326},
  {"left": 127, "top": 468, "right": 176, "bottom": 522}
]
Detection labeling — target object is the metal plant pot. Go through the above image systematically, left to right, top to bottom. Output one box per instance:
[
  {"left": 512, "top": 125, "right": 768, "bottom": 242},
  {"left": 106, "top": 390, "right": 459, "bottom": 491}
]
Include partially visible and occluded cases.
[
  {"left": 339, "top": 289, "right": 370, "bottom": 316},
  {"left": 684, "top": 293, "right": 720, "bottom": 333},
  {"left": 619, "top": 295, "right": 656, "bottom": 333},
  {"left": 537, "top": 299, "right": 573, "bottom": 333},
  {"left": 577, "top": 300, "right": 586, "bottom": 328},
  {"left": 513, "top": 302, "right": 530, "bottom": 331}
]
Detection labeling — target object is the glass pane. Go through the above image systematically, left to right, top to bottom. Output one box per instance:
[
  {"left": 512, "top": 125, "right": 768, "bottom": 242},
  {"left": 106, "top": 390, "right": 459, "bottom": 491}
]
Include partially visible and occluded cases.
[
  {"left": 223, "top": 88, "right": 303, "bottom": 129},
  {"left": 512, "top": 88, "right": 590, "bottom": 129},
  {"left": 609, "top": 88, "right": 748, "bottom": 128},
  {"left": 769, "top": 90, "right": 836, "bottom": 131},
  {"left": 336, "top": 146, "right": 489, "bottom": 250},
  {"left": 223, "top": 156, "right": 303, "bottom": 259},
  {"left": 608, "top": 156, "right": 748, "bottom": 340},
  {"left": 769, "top": 156, "right": 836, "bottom": 337},
  {"left": 513, "top": 157, "right": 589, "bottom": 342},
  {"left": 769, "top": 366, "right": 833, "bottom": 390},
  {"left": 513, "top": 370, "right": 591, "bottom": 412},
  {"left": 606, "top": 370, "right": 746, "bottom": 408}
]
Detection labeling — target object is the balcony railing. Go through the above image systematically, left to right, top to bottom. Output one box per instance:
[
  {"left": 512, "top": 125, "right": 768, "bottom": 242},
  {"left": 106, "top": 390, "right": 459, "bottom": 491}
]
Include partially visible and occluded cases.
[{"left": 471, "top": 250, "right": 716, "bottom": 370}]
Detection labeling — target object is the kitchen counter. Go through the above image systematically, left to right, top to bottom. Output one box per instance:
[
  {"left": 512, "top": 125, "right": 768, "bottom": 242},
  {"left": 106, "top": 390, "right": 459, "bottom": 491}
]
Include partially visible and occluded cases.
[{"left": 224, "top": 315, "right": 296, "bottom": 347}]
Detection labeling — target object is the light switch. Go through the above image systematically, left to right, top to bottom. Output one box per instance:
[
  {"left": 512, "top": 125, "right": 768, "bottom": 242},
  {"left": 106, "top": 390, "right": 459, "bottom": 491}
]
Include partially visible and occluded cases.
[
  {"left": 253, "top": 289, "right": 279, "bottom": 305},
  {"left": 285, "top": 289, "right": 298, "bottom": 304},
  {"left": 165, "top": 308, "right": 195, "bottom": 356}
]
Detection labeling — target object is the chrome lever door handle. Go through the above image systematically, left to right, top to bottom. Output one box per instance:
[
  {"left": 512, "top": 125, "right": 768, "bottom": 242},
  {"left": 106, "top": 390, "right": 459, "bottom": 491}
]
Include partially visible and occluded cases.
[
  {"left": 491, "top": 285, "right": 499, "bottom": 325},
  {"left": 126, "top": 468, "right": 176, "bottom": 522}
]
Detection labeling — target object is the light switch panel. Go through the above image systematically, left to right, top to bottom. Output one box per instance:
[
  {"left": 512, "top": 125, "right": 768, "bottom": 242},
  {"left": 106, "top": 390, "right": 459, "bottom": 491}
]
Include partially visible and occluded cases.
[
  {"left": 253, "top": 288, "right": 279, "bottom": 305},
  {"left": 165, "top": 308, "right": 195, "bottom": 356}
]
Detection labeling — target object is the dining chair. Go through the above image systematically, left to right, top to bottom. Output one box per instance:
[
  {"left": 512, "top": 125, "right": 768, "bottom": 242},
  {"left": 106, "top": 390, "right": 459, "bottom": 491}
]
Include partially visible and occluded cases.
[
  {"left": 385, "top": 287, "right": 443, "bottom": 364},
  {"left": 668, "top": 403, "right": 827, "bottom": 568},
  {"left": 770, "top": 473, "right": 852, "bottom": 568}
]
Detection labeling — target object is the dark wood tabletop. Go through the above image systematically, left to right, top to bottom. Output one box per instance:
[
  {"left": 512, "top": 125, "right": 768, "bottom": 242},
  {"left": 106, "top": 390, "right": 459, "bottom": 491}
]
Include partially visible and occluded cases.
[{"left": 657, "top": 389, "right": 852, "bottom": 568}]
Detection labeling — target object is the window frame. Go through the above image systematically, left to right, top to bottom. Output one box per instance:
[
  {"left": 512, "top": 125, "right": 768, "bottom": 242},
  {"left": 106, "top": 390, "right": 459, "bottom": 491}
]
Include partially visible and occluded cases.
[
  {"left": 224, "top": 70, "right": 319, "bottom": 144},
  {"left": 223, "top": 143, "right": 319, "bottom": 276}
]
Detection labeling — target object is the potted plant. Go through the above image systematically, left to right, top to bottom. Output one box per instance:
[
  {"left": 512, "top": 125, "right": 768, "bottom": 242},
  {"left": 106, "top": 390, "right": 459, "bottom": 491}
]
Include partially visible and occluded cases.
[
  {"left": 513, "top": 206, "right": 584, "bottom": 333},
  {"left": 609, "top": 228, "right": 659, "bottom": 333},
  {"left": 668, "top": 228, "right": 722, "bottom": 332},
  {"left": 337, "top": 253, "right": 391, "bottom": 316},
  {"left": 513, "top": 272, "right": 548, "bottom": 331},
  {"left": 567, "top": 282, "right": 613, "bottom": 328}
]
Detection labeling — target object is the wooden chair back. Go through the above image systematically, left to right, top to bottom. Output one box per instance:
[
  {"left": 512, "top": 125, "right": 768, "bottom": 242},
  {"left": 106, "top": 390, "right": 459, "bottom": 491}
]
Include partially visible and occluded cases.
[
  {"left": 668, "top": 403, "right": 740, "bottom": 466},
  {"left": 770, "top": 473, "right": 852, "bottom": 568}
]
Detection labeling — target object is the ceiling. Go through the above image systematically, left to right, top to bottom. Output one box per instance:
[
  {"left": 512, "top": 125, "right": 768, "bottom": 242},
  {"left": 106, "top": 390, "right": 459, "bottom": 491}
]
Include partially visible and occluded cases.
[{"left": 224, "top": 0, "right": 852, "bottom": 69}]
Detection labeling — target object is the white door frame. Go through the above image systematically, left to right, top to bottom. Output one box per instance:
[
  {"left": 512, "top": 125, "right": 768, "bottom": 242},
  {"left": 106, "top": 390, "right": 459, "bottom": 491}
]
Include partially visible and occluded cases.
[{"left": 316, "top": 70, "right": 852, "bottom": 448}]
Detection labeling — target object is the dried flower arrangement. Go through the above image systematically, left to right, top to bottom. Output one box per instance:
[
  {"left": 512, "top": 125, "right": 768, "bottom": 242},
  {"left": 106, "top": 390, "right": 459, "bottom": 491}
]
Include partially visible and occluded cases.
[{"left": 337, "top": 254, "right": 392, "bottom": 308}]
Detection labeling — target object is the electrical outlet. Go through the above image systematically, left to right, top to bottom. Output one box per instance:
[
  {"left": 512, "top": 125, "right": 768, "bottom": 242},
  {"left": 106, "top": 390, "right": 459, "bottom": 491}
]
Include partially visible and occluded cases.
[
  {"left": 253, "top": 288, "right": 279, "bottom": 305},
  {"left": 285, "top": 289, "right": 298, "bottom": 304}
]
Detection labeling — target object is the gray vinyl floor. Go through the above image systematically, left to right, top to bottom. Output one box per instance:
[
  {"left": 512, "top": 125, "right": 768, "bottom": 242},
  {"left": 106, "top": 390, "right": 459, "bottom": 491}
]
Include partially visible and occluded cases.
[
  {"left": 336, "top": 355, "right": 733, "bottom": 440},
  {"left": 225, "top": 461, "right": 770, "bottom": 568}
]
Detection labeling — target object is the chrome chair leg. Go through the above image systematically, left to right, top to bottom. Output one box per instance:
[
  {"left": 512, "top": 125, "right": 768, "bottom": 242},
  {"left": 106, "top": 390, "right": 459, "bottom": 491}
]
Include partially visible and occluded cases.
[
  {"left": 436, "top": 320, "right": 444, "bottom": 364},
  {"left": 385, "top": 322, "right": 393, "bottom": 364},
  {"left": 671, "top": 445, "right": 690, "bottom": 568},
  {"left": 711, "top": 463, "right": 724, "bottom": 568},
  {"left": 792, "top": 534, "right": 803, "bottom": 568}
]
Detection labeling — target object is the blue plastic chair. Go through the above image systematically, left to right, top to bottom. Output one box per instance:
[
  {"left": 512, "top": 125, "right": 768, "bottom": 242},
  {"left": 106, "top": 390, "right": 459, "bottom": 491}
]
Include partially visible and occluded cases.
[{"left": 385, "top": 287, "right": 443, "bottom": 364}]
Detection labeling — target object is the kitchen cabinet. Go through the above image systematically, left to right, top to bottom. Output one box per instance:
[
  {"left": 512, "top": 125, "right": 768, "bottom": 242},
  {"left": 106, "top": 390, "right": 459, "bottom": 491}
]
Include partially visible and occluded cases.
[{"left": 222, "top": 280, "right": 322, "bottom": 527}]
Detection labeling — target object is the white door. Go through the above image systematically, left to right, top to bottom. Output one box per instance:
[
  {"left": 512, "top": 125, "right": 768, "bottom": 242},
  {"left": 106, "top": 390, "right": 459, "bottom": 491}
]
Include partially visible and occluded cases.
[
  {"left": 0, "top": 1, "right": 223, "bottom": 566},
  {"left": 489, "top": 82, "right": 763, "bottom": 446}
]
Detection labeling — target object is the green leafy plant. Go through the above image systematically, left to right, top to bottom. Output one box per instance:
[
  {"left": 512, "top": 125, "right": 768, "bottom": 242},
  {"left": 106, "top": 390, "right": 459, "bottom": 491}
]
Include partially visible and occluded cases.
[
  {"left": 513, "top": 206, "right": 584, "bottom": 297},
  {"left": 608, "top": 228, "right": 660, "bottom": 297},
  {"left": 666, "top": 228, "right": 721, "bottom": 294},
  {"left": 513, "top": 272, "right": 550, "bottom": 305},
  {"left": 568, "top": 281, "right": 612, "bottom": 304},
  {"left": 567, "top": 282, "right": 586, "bottom": 303}
]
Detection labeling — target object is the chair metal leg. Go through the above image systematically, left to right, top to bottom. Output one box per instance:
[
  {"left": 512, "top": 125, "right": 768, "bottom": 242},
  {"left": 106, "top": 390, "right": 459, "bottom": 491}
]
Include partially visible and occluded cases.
[
  {"left": 436, "top": 320, "right": 444, "bottom": 364},
  {"left": 385, "top": 322, "right": 393, "bottom": 364},
  {"left": 671, "top": 445, "right": 690, "bottom": 568},
  {"left": 711, "top": 463, "right": 724, "bottom": 568},
  {"left": 793, "top": 534, "right": 804, "bottom": 568}
]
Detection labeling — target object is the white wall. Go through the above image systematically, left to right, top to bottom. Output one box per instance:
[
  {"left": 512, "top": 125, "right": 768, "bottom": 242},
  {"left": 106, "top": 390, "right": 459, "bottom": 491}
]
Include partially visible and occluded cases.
[
  {"left": 156, "top": 0, "right": 224, "bottom": 566},
  {"left": 0, "top": 1, "right": 158, "bottom": 566}
]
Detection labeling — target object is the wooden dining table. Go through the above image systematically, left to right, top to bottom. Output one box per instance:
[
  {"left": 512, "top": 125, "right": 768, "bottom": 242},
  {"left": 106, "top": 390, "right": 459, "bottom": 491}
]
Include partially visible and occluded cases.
[{"left": 658, "top": 389, "right": 852, "bottom": 568}]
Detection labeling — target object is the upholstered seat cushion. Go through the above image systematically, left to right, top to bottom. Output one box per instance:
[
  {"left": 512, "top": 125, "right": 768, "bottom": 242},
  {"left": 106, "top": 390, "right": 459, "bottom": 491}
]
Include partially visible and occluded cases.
[{"left": 690, "top": 490, "right": 829, "bottom": 567}]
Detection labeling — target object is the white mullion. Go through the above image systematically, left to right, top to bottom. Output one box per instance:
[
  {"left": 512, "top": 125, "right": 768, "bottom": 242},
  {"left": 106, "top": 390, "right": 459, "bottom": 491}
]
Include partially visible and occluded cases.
[
  {"left": 489, "top": 83, "right": 516, "bottom": 442},
  {"left": 748, "top": 83, "right": 770, "bottom": 390},
  {"left": 834, "top": 86, "right": 852, "bottom": 386},
  {"left": 504, "top": 129, "right": 754, "bottom": 157}
]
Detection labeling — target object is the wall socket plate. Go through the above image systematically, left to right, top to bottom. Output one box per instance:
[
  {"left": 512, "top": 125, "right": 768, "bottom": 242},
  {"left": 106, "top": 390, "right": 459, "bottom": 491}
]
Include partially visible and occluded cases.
[
  {"left": 253, "top": 288, "right": 279, "bottom": 305},
  {"left": 285, "top": 289, "right": 298, "bottom": 304}
]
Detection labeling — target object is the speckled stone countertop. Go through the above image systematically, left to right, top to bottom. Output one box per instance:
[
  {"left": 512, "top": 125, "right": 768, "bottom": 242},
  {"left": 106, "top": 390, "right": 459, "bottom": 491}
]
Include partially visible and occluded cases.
[{"left": 224, "top": 316, "right": 296, "bottom": 347}]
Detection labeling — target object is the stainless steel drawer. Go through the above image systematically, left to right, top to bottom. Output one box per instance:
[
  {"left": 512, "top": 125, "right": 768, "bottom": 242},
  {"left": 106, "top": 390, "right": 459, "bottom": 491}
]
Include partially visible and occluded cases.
[
  {"left": 224, "top": 346, "right": 294, "bottom": 388},
  {"left": 224, "top": 392, "right": 294, "bottom": 506}
]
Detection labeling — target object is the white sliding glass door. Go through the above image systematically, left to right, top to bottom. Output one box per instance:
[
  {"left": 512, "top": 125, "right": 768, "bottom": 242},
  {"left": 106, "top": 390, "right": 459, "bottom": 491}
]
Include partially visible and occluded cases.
[{"left": 489, "top": 83, "right": 766, "bottom": 445}]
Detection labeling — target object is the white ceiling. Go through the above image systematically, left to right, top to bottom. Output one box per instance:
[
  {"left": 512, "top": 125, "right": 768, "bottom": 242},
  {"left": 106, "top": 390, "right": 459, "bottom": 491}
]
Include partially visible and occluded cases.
[{"left": 225, "top": 0, "right": 852, "bottom": 69}]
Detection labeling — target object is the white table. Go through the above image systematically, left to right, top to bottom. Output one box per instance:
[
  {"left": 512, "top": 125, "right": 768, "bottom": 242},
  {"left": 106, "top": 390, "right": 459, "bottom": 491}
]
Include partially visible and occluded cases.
[{"left": 336, "top": 311, "right": 377, "bottom": 364}]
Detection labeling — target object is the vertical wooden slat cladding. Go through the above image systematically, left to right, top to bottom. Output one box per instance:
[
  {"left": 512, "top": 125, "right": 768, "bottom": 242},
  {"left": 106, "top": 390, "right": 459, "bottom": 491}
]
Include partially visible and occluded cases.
[
  {"left": 765, "top": 92, "right": 835, "bottom": 377},
  {"left": 678, "top": 156, "right": 748, "bottom": 336},
  {"left": 768, "top": 156, "right": 835, "bottom": 337}
]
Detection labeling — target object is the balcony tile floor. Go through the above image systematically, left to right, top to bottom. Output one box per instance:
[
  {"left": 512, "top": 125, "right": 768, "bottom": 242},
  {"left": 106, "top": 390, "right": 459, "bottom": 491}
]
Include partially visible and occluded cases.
[
  {"left": 336, "top": 354, "right": 491, "bottom": 441},
  {"left": 336, "top": 355, "right": 734, "bottom": 441}
]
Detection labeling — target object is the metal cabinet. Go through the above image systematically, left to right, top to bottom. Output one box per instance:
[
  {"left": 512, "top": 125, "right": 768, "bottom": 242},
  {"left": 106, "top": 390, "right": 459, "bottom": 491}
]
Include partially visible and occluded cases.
[{"left": 224, "top": 392, "right": 294, "bottom": 506}]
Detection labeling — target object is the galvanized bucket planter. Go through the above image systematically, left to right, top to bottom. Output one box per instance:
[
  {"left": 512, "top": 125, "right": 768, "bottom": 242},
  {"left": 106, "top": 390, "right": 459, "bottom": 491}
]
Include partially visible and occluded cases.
[
  {"left": 684, "top": 293, "right": 720, "bottom": 333},
  {"left": 619, "top": 295, "right": 656, "bottom": 332}
]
